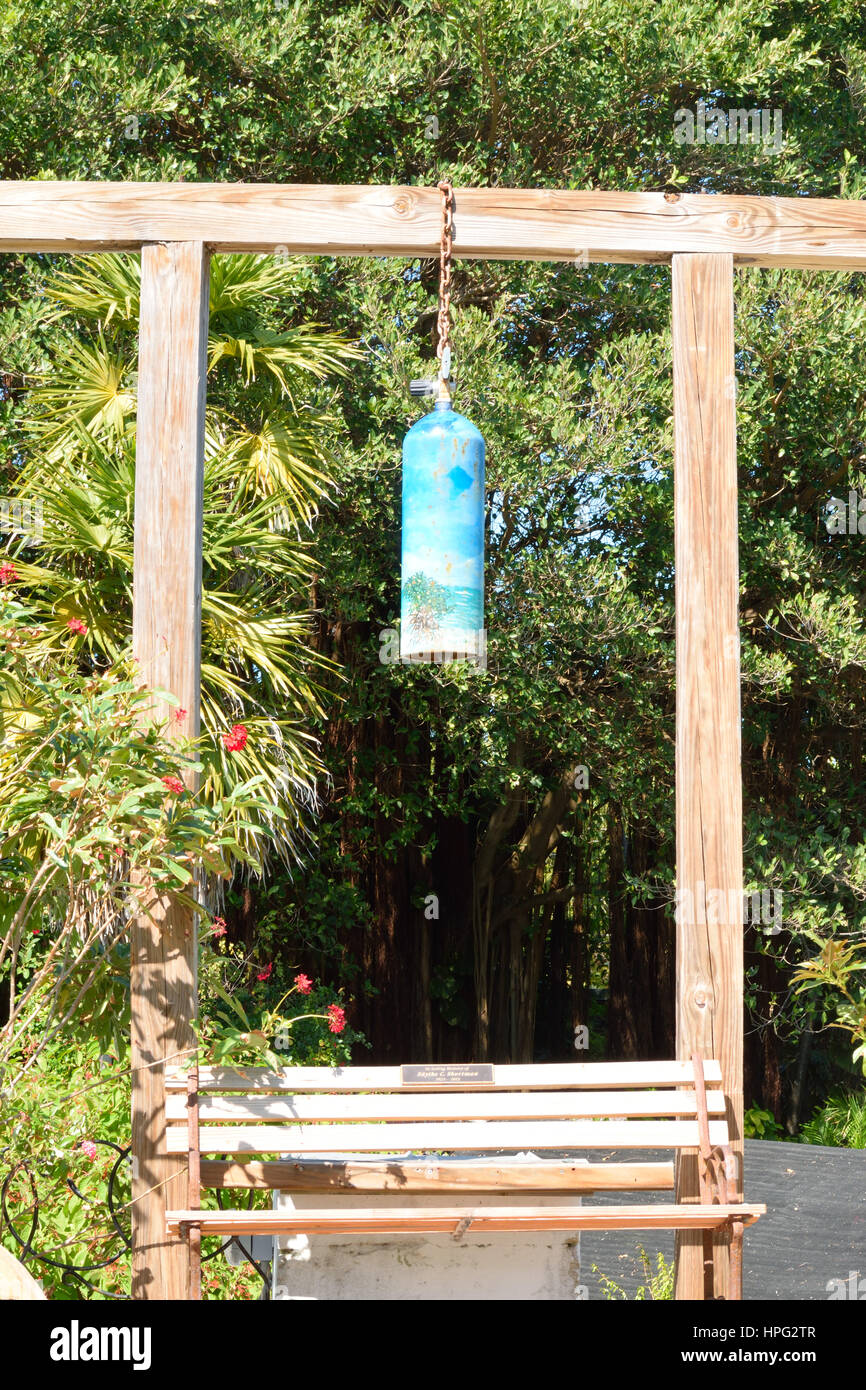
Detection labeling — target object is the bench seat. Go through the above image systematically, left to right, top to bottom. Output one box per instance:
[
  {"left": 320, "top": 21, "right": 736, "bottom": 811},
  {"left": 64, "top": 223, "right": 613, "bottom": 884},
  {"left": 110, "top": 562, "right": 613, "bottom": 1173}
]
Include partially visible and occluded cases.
[
  {"left": 164, "top": 1055, "right": 764, "bottom": 1299},
  {"left": 166, "top": 1201, "right": 764, "bottom": 1238}
]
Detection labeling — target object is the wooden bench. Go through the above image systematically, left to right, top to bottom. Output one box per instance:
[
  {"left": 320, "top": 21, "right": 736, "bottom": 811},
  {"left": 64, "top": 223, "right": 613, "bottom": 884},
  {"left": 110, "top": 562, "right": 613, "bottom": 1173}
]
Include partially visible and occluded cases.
[{"left": 165, "top": 1055, "right": 764, "bottom": 1300}]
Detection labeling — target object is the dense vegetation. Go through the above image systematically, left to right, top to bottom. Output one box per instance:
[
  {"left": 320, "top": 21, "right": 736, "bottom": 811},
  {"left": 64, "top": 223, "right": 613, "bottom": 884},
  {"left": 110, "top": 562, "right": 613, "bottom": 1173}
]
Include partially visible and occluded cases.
[{"left": 2, "top": 0, "right": 866, "bottom": 1294}]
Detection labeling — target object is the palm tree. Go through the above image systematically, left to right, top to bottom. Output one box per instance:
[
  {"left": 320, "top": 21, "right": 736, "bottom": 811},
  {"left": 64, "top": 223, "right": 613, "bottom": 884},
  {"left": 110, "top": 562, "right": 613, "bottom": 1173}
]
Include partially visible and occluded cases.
[{"left": 6, "top": 252, "right": 361, "bottom": 863}]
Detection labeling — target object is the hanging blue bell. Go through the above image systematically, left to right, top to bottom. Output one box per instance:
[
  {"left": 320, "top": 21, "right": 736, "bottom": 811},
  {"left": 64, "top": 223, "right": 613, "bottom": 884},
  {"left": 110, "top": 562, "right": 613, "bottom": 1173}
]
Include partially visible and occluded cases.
[
  {"left": 400, "top": 179, "right": 485, "bottom": 664},
  {"left": 400, "top": 376, "right": 485, "bottom": 665}
]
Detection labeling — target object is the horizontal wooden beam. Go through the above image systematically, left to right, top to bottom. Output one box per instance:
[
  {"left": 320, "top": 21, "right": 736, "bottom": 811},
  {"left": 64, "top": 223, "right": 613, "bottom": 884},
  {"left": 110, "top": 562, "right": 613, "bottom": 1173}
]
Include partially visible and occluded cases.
[
  {"left": 2, "top": 183, "right": 866, "bottom": 267},
  {"left": 165, "top": 1060, "right": 722, "bottom": 1090},
  {"left": 166, "top": 1089, "right": 726, "bottom": 1123},
  {"left": 167, "top": 1118, "right": 730, "bottom": 1153},
  {"left": 200, "top": 1158, "right": 675, "bottom": 1192},
  {"left": 166, "top": 1203, "right": 766, "bottom": 1237}
]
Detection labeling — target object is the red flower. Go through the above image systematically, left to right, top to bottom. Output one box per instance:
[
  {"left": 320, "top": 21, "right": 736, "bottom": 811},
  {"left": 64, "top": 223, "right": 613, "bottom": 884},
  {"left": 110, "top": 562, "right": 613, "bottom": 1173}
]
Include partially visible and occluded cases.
[
  {"left": 0, "top": 561, "right": 17, "bottom": 585},
  {"left": 67, "top": 617, "right": 88, "bottom": 635},
  {"left": 174, "top": 707, "right": 188, "bottom": 723},
  {"left": 222, "top": 723, "right": 248, "bottom": 752},
  {"left": 161, "top": 774, "right": 184, "bottom": 795},
  {"left": 211, "top": 917, "right": 228, "bottom": 938},
  {"left": 256, "top": 962, "right": 273, "bottom": 982},
  {"left": 294, "top": 973, "right": 313, "bottom": 995},
  {"left": 327, "top": 1004, "right": 346, "bottom": 1035},
  {"left": 79, "top": 1139, "right": 98, "bottom": 1161}
]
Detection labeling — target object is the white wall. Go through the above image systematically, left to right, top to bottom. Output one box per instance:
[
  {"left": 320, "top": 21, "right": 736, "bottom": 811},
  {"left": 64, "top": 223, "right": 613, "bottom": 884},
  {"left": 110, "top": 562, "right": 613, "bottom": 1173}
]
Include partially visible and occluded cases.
[{"left": 272, "top": 1158, "right": 587, "bottom": 1301}]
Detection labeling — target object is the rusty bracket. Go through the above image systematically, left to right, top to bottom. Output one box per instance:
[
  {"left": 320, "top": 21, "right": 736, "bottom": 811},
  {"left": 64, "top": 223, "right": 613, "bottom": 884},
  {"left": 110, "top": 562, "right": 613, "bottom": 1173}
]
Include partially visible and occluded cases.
[
  {"left": 691, "top": 1053, "right": 715, "bottom": 1206},
  {"left": 187, "top": 1058, "right": 202, "bottom": 1301}
]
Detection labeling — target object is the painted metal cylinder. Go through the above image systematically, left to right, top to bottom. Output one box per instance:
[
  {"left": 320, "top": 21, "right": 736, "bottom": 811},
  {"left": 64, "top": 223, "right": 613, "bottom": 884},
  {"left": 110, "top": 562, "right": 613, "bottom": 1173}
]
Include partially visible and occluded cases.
[{"left": 400, "top": 398, "right": 485, "bottom": 663}]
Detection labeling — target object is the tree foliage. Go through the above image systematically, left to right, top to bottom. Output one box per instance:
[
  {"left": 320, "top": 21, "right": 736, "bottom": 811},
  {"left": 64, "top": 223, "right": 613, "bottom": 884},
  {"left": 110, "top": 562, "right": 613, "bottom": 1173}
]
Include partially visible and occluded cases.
[{"left": 3, "top": 0, "right": 866, "bottom": 1134}]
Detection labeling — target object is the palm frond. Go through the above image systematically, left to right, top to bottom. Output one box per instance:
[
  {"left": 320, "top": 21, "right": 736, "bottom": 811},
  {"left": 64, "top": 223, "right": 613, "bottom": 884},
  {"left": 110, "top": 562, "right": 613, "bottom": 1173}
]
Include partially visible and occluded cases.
[
  {"left": 6, "top": 250, "right": 354, "bottom": 866},
  {"left": 44, "top": 253, "right": 142, "bottom": 327},
  {"left": 209, "top": 254, "right": 303, "bottom": 316},
  {"left": 207, "top": 324, "right": 359, "bottom": 395},
  {"left": 25, "top": 333, "right": 136, "bottom": 457},
  {"left": 216, "top": 407, "right": 338, "bottom": 522}
]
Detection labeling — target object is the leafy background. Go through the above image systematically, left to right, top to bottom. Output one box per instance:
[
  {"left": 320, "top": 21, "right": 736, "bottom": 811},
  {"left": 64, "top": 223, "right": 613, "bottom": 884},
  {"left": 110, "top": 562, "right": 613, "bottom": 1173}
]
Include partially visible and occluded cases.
[{"left": 2, "top": 0, "right": 866, "bottom": 1295}]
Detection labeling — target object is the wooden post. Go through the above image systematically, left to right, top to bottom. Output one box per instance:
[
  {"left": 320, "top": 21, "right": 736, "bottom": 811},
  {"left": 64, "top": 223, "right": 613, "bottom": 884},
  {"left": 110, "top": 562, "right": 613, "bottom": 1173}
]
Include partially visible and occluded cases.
[
  {"left": 131, "top": 241, "right": 209, "bottom": 1300},
  {"left": 671, "top": 254, "right": 743, "bottom": 1300}
]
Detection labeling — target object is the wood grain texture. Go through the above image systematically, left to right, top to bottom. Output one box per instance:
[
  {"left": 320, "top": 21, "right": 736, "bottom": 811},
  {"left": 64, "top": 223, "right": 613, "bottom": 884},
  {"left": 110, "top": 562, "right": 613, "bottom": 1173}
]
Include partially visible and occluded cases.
[
  {"left": 3, "top": 183, "right": 866, "bottom": 266},
  {"left": 130, "top": 241, "right": 209, "bottom": 1302},
  {"left": 672, "top": 254, "right": 743, "bottom": 1301},
  {"left": 163, "top": 1059, "right": 724, "bottom": 1091},
  {"left": 165, "top": 1089, "right": 726, "bottom": 1123},
  {"left": 165, "top": 1118, "right": 731, "bottom": 1154},
  {"left": 198, "top": 1158, "right": 676, "bottom": 1192},
  {"left": 165, "top": 1203, "right": 765, "bottom": 1237},
  {"left": 0, "top": 1245, "right": 47, "bottom": 1300}
]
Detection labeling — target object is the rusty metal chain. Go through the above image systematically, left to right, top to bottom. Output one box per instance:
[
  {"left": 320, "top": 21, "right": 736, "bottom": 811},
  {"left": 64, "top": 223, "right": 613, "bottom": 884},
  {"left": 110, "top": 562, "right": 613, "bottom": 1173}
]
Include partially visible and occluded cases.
[{"left": 436, "top": 179, "right": 454, "bottom": 377}]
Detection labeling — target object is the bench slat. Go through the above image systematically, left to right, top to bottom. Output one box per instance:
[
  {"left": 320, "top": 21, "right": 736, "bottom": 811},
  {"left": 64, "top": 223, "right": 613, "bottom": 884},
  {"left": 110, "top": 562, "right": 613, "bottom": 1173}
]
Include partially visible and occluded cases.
[
  {"left": 165, "top": 1060, "right": 723, "bottom": 1092},
  {"left": 166, "top": 1089, "right": 726, "bottom": 1124},
  {"left": 166, "top": 1118, "right": 729, "bottom": 1155},
  {"left": 199, "top": 1158, "right": 675, "bottom": 1191},
  {"left": 165, "top": 1202, "right": 764, "bottom": 1237}
]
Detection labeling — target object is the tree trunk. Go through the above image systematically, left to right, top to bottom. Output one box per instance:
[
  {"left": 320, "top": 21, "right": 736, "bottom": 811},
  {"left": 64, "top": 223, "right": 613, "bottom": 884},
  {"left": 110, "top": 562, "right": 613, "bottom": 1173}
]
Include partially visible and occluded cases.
[{"left": 607, "top": 811, "right": 674, "bottom": 1059}]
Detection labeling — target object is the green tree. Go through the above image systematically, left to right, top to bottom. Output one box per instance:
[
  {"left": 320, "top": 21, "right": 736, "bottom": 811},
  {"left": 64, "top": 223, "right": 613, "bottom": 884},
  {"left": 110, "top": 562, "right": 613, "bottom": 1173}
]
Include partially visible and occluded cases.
[
  {"left": 4, "top": 0, "right": 866, "bottom": 1116},
  {"left": 5, "top": 251, "right": 358, "bottom": 859}
]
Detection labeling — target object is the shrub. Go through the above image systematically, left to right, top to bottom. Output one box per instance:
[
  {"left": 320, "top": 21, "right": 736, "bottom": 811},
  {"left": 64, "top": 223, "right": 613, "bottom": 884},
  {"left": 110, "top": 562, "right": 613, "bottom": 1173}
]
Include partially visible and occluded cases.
[{"left": 800, "top": 1090, "right": 866, "bottom": 1148}]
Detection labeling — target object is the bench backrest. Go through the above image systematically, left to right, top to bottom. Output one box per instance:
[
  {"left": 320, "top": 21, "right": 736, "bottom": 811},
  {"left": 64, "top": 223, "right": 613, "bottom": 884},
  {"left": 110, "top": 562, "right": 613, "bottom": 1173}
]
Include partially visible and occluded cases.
[{"left": 165, "top": 1060, "right": 729, "bottom": 1158}]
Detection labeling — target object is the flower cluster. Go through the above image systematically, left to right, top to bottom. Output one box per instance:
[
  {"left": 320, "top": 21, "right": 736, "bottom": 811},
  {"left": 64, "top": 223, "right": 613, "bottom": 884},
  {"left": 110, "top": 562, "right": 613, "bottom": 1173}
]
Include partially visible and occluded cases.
[
  {"left": 0, "top": 560, "right": 17, "bottom": 585},
  {"left": 67, "top": 617, "right": 88, "bottom": 636},
  {"left": 222, "top": 723, "right": 248, "bottom": 752},
  {"left": 161, "top": 774, "right": 185, "bottom": 795},
  {"left": 327, "top": 1004, "right": 346, "bottom": 1035}
]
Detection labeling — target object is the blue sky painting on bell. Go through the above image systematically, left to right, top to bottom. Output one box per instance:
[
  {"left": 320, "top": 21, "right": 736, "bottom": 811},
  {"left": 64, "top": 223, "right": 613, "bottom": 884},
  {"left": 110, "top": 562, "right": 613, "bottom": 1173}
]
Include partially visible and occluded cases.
[{"left": 400, "top": 396, "right": 485, "bottom": 664}]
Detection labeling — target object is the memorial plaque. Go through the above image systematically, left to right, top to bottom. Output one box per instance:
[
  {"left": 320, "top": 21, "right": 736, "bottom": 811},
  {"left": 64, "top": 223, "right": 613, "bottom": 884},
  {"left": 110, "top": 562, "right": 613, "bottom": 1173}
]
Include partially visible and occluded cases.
[{"left": 400, "top": 1063, "right": 495, "bottom": 1088}]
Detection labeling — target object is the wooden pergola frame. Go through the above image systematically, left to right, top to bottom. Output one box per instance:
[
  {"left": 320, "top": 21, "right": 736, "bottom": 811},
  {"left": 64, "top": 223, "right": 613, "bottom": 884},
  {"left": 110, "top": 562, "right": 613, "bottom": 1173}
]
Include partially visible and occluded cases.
[{"left": 3, "top": 182, "right": 858, "bottom": 1302}]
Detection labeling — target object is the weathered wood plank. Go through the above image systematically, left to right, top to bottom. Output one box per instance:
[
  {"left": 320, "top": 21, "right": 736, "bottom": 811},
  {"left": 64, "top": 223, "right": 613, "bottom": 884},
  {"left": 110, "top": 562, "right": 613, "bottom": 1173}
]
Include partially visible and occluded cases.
[
  {"left": 3, "top": 183, "right": 866, "bottom": 267},
  {"left": 130, "top": 241, "right": 209, "bottom": 1303},
  {"left": 672, "top": 253, "right": 743, "bottom": 1301},
  {"left": 164, "top": 1059, "right": 723, "bottom": 1091},
  {"left": 166, "top": 1089, "right": 726, "bottom": 1123},
  {"left": 166, "top": 1118, "right": 730, "bottom": 1154},
  {"left": 199, "top": 1158, "right": 676, "bottom": 1191},
  {"left": 166, "top": 1203, "right": 766, "bottom": 1237},
  {"left": 0, "top": 1245, "right": 46, "bottom": 1300}
]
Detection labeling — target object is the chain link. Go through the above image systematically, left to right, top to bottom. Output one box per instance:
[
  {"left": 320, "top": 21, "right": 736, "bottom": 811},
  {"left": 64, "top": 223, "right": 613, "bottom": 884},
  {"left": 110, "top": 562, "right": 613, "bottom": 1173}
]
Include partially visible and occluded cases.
[{"left": 436, "top": 179, "right": 454, "bottom": 375}]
